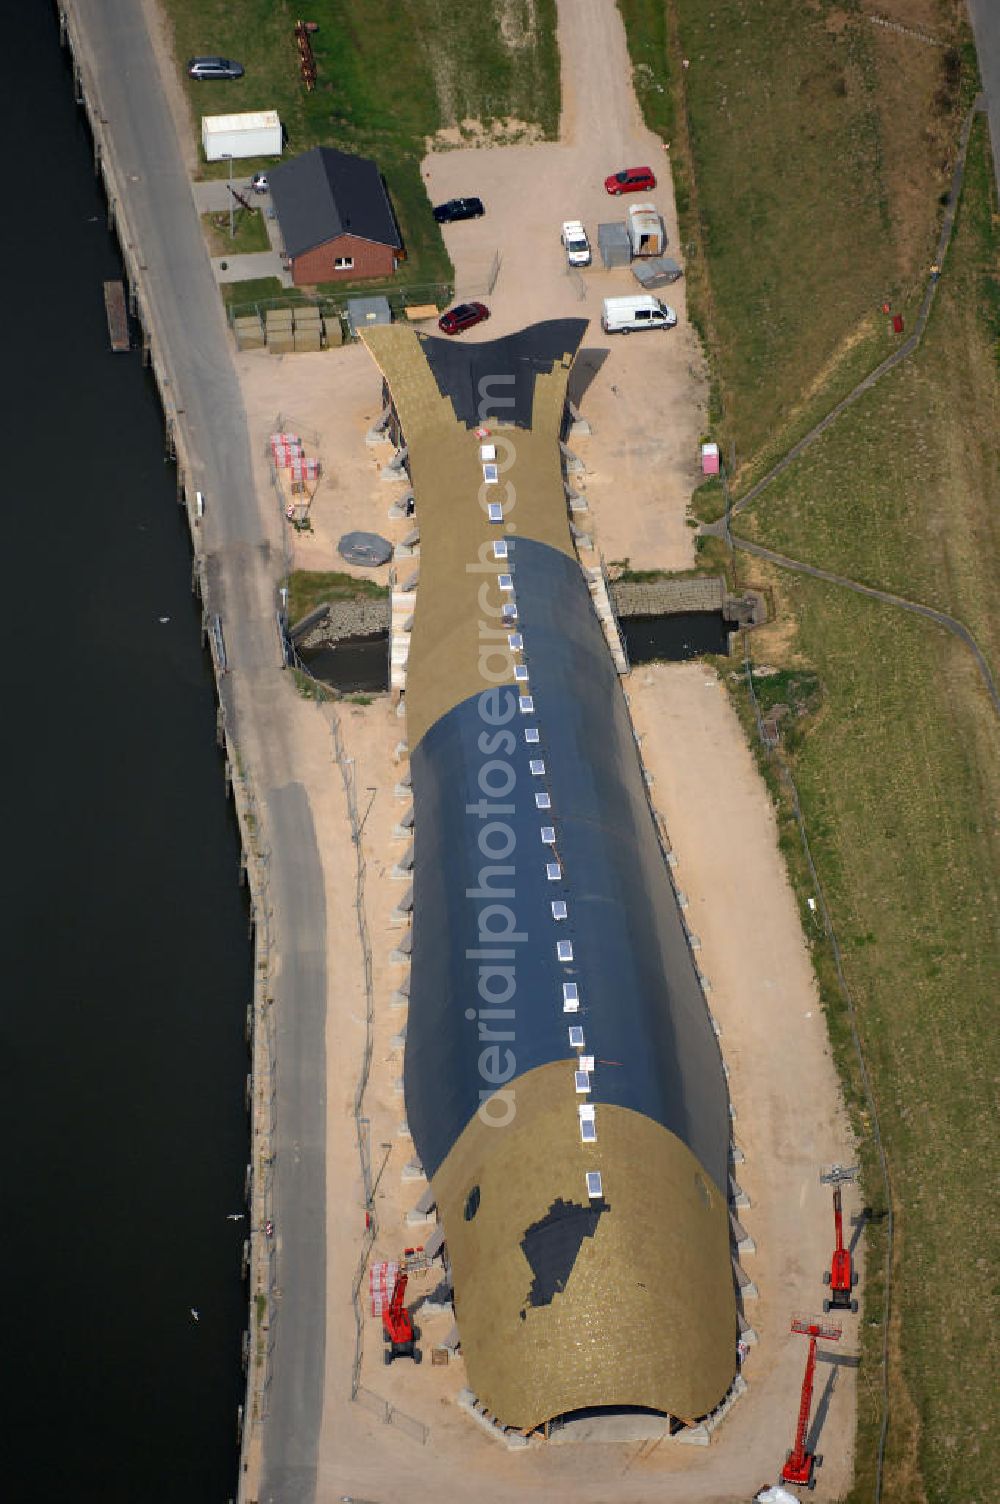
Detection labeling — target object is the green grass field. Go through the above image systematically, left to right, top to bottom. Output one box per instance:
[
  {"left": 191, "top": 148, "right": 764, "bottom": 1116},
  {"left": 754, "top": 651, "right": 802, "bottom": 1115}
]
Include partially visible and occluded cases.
[
  {"left": 163, "top": 0, "right": 559, "bottom": 289},
  {"left": 617, "top": 0, "right": 970, "bottom": 477},
  {"left": 720, "top": 106, "right": 1000, "bottom": 1504},
  {"left": 741, "top": 121, "right": 1000, "bottom": 687},
  {"left": 200, "top": 207, "right": 270, "bottom": 256},
  {"left": 287, "top": 570, "right": 387, "bottom": 625},
  {"left": 755, "top": 576, "right": 1000, "bottom": 1504}
]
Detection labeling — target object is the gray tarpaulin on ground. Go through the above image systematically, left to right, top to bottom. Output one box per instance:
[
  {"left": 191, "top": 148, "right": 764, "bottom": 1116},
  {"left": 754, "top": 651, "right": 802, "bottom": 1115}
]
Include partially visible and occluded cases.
[{"left": 337, "top": 530, "right": 392, "bottom": 565}]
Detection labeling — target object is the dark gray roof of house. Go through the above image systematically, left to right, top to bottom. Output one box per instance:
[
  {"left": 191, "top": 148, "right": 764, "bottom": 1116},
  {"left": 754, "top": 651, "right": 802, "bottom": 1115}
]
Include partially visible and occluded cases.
[{"left": 268, "top": 147, "right": 402, "bottom": 259}]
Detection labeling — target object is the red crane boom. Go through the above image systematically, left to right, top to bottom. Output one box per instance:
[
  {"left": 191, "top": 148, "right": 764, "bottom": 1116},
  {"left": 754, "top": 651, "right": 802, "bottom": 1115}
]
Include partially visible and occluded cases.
[{"left": 780, "top": 1316, "right": 841, "bottom": 1490}]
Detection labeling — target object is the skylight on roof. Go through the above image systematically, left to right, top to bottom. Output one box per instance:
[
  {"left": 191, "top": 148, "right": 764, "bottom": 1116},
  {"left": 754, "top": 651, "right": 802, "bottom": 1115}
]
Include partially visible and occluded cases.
[
  {"left": 482, "top": 463, "right": 499, "bottom": 484},
  {"left": 487, "top": 502, "right": 503, "bottom": 522},
  {"left": 493, "top": 539, "right": 508, "bottom": 560},
  {"left": 498, "top": 574, "right": 514, "bottom": 592},
  {"left": 508, "top": 632, "right": 523, "bottom": 651},
  {"left": 514, "top": 665, "right": 529, "bottom": 682},
  {"left": 518, "top": 695, "right": 534, "bottom": 714},
  {"left": 524, "top": 727, "right": 540, "bottom": 744},
  {"left": 529, "top": 759, "right": 545, "bottom": 776},
  {"left": 535, "top": 792, "right": 551, "bottom": 810},
  {"left": 540, "top": 826, "right": 556, "bottom": 845},
  {"left": 546, "top": 861, "right": 562, "bottom": 880},
  {"left": 551, "top": 901, "right": 568, "bottom": 920},
  {"left": 557, "top": 939, "right": 574, "bottom": 963},
  {"left": 562, "top": 982, "right": 579, "bottom": 1013},
  {"left": 568, "top": 1026, "right": 585, "bottom": 1049},
  {"left": 574, "top": 1069, "right": 590, "bottom": 1093},
  {"left": 586, "top": 1171, "right": 603, "bottom": 1199}
]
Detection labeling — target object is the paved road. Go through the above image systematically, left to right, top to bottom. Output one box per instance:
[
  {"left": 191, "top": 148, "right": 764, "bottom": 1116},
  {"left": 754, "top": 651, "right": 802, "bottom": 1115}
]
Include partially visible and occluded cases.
[
  {"left": 968, "top": 0, "right": 1000, "bottom": 201},
  {"left": 74, "top": 3, "right": 326, "bottom": 1498},
  {"left": 261, "top": 784, "right": 327, "bottom": 1504}
]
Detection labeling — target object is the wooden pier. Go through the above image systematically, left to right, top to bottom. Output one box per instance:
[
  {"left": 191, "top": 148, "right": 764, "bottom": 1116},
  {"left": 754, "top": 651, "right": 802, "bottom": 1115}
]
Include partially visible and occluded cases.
[{"left": 103, "top": 279, "right": 129, "bottom": 351}]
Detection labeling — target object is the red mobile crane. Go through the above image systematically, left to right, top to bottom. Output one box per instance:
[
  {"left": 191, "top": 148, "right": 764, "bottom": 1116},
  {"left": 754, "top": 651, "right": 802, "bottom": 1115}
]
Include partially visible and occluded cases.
[
  {"left": 820, "top": 1165, "right": 859, "bottom": 1314},
  {"left": 382, "top": 1270, "right": 422, "bottom": 1365},
  {"left": 780, "top": 1316, "right": 841, "bottom": 1490}
]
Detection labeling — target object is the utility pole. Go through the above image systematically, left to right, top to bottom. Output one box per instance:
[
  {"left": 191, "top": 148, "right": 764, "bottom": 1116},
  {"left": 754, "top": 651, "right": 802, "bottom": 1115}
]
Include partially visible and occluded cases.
[{"left": 223, "top": 153, "right": 234, "bottom": 239}]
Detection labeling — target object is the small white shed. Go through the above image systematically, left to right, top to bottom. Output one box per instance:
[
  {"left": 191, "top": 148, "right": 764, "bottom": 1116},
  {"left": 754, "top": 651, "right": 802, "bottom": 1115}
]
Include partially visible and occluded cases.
[{"left": 201, "top": 110, "right": 282, "bottom": 162}]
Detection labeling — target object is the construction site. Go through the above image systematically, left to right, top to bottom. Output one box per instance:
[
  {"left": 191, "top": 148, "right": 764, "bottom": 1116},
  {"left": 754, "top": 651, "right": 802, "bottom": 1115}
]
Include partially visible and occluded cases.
[{"left": 227, "top": 293, "right": 862, "bottom": 1500}]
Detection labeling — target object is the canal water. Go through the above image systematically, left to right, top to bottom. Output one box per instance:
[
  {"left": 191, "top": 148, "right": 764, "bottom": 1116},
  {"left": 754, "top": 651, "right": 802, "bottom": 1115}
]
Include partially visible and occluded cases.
[
  {"left": 2, "top": 7, "right": 249, "bottom": 1501},
  {"left": 297, "top": 611, "right": 730, "bottom": 696},
  {"left": 621, "top": 611, "right": 730, "bottom": 663}
]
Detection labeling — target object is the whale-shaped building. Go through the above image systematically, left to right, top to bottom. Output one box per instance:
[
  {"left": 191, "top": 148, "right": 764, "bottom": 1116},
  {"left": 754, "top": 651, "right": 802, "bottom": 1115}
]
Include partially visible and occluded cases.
[{"left": 362, "top": 320, "right": 736, "bottom": 1432}]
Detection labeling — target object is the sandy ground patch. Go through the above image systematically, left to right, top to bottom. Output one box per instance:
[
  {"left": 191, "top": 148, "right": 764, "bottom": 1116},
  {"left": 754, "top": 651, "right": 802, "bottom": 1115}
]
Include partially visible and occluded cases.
[{"left": 235, "top": 344, "right": 408, "bottom": 583}]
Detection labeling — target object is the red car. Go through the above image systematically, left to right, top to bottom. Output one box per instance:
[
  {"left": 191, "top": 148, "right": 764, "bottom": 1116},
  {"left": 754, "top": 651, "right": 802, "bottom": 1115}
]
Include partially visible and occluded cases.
[
  {"left": 604, "top": 166, "right": 657, "bottom": 195},
  {"left": 438, "top": 301, "right": 490, "bottom": 336}
]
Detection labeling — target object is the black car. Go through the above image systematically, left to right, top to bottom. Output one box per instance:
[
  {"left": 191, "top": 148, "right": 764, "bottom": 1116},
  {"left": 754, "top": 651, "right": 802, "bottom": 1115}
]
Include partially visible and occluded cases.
[
  {"left": 187, "top": 56, "right": 245, "bottom": 81},
  {"left": 433, "top": 197, "right": 485, "bottom": 224}
]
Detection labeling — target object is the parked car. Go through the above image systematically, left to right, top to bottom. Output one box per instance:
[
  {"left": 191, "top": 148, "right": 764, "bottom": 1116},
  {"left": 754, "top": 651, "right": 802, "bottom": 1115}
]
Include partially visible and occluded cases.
[
  {"left": 187, "top": 56, "right": 245, "bottom": 81},
  {"left": 604, "top": 165, "right": 656, "bottom": 195},
  {"left": 250, "top": 172, "right": 269, "bottom": 194},
  {"left": 433, "top": 197, "right": 486, "bottom": 223},
  {"left": 561, "top": 220, "right": 592, "bottom": 267},
  {"left": 602, "top": 295, "right": 677, "bottom": 333},
  {"left": 438, "top": 302, "right": 490, "bottom": 336}
]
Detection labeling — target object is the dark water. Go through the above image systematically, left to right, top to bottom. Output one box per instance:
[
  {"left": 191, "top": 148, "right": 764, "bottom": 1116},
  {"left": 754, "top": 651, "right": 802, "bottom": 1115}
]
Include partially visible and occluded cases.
[
  {"left": 1, "top": 8, "right": 249, "bottom": 1501},
  {"left": 621, "top": 611, "right": 730, "bottom": 663},
  {"left": 299, "top": 614, "right": 727, "bottom": 690},
  {"left": 298, "top": 635, "right": 389, "bottom": 692}
]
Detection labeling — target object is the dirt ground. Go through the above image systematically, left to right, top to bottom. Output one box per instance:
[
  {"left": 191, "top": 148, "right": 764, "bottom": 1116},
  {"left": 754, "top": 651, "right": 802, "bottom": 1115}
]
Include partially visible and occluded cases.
[{"left": 213, "top": 0, "right": 860, "bottom": 1498}]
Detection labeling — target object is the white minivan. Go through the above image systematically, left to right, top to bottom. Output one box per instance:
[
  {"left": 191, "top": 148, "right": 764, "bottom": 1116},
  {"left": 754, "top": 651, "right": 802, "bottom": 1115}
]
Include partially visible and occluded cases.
[{"left": 601, "top": 295, "right": 677, "bottom": 334}]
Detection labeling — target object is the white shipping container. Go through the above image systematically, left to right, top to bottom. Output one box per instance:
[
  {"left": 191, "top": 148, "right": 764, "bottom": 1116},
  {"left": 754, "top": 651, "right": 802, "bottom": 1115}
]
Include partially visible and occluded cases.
[{"left": 201, "top": 110, "right": 282, "bottom": 162}]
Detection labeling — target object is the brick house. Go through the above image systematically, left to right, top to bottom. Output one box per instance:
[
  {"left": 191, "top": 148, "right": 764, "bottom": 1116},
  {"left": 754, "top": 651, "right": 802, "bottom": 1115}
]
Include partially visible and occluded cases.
[{"left": 268, "top": 147, "right": 403, "bottom": 286}]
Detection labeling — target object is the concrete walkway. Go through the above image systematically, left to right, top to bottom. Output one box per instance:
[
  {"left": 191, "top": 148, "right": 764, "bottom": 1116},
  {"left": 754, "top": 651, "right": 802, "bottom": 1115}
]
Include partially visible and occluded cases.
[
  {"left": 192, "top": 180, "right": 293, "bottom": 286},
  {"left": 211, "top": 250, "right": 290, "bottom": 285}
]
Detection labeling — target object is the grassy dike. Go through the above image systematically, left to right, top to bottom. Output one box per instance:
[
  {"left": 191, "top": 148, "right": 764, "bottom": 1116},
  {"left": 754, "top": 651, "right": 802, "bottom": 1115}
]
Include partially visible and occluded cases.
[
  {"left": 163, "top": 0, "right": 559, "bottom": 289},
  {"left": 617, "top": 0, "right": 970, "bottom": 476},
  {"left": 617, "top": 5, "right": 1000, "bottom": 1501}
]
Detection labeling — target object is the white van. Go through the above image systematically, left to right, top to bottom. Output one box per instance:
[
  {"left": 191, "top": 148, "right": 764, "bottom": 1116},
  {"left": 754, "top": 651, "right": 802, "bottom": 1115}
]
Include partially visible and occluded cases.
[{"left": 601, "top": 294, "right": 677, "bottom": 334}]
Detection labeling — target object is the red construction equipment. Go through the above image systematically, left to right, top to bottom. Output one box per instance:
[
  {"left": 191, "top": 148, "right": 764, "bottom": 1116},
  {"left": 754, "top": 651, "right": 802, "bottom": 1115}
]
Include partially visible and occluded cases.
[
  {"left": 820, "top": 1165, "right": 859, "bottom": 1313},
  {"left": 381, "top": 1269, "right": 422, "bottom": 1365},
  {"left": 780, "top": 1316, "right": 841, "bottom": 1490}
]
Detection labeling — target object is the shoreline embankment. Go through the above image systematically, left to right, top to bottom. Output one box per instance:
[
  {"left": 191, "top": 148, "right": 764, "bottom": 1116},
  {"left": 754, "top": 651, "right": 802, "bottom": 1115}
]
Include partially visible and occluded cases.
[{"left": 57, "top": 4, "right": 274, "bottom": 1496}]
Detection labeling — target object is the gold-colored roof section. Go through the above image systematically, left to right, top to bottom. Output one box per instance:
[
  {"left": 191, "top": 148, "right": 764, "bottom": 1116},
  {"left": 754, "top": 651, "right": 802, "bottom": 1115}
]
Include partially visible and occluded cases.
[
  {"left": 361, "top": 326, "right": 579, "bottom": 751},
  {"left": 433, "top": 1060, "right": 737, "bottom": 1430}
]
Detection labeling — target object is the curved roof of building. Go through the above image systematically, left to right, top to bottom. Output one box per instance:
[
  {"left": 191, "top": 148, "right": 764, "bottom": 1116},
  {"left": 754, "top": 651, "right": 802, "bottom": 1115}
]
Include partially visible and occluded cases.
[{"left": 360, "top": 323, "right": 736, "bottom": 1432}]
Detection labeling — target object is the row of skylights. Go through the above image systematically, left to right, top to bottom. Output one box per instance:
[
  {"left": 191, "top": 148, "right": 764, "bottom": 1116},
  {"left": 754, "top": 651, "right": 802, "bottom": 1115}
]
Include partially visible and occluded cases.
[{"left": 477, "top": 428, "right": 601, "bottom": 1201}]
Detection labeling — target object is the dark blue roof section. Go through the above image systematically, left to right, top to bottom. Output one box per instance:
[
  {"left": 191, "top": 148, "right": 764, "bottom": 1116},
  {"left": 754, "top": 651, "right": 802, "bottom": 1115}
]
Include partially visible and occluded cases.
[
  {"left": 268, "top": 147, "right": 402, "bottom": 258},
  {"left": 417, "top": 320, "right": 589, "bottom": 427},
  {"left": 405, "top": 538, "right": 730, "bottom": 1190}
]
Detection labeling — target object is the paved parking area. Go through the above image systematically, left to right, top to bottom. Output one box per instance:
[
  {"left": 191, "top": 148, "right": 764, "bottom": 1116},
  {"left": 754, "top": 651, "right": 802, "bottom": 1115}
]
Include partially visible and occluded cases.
[{"left": 421, "top": 4, "right": 706, "bottom": 571}]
